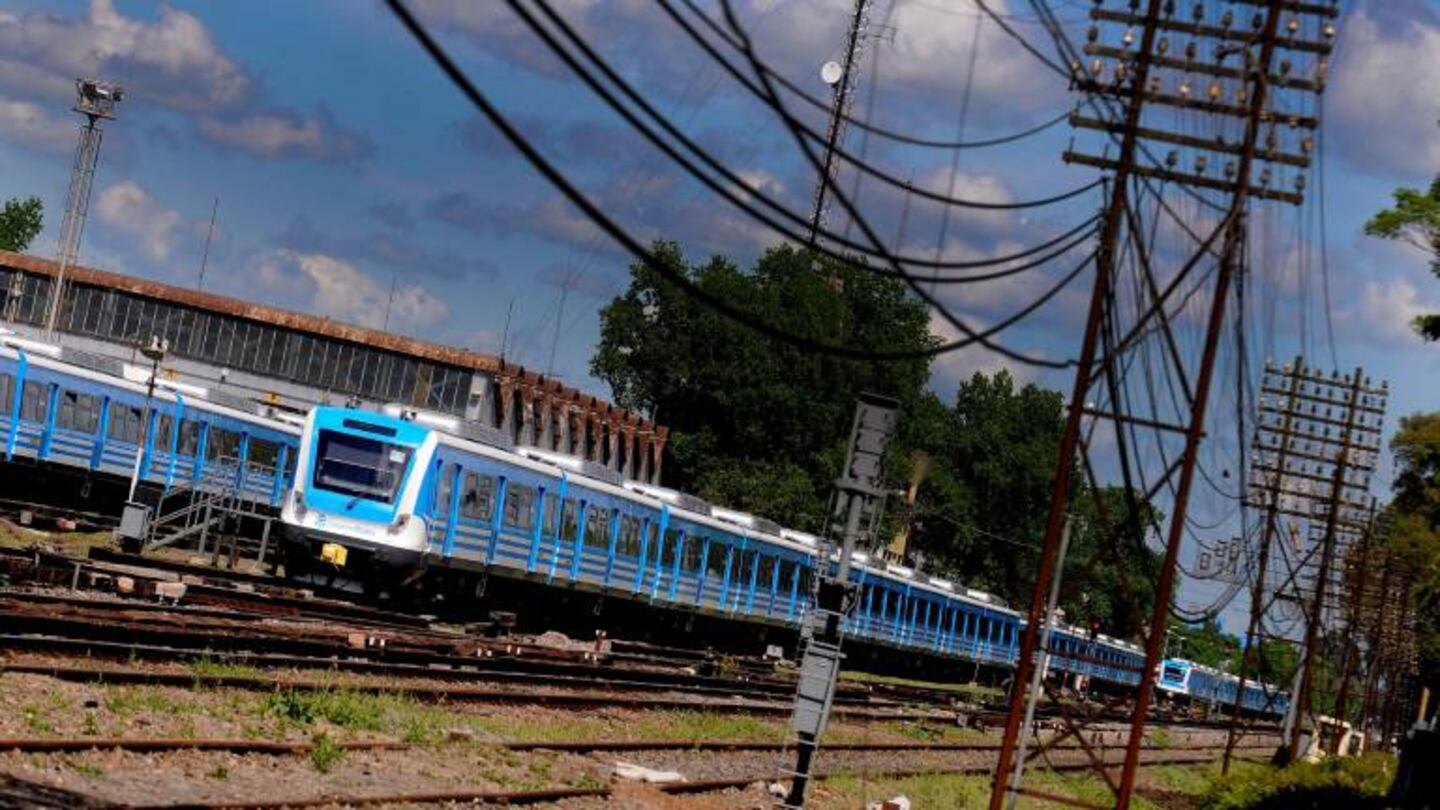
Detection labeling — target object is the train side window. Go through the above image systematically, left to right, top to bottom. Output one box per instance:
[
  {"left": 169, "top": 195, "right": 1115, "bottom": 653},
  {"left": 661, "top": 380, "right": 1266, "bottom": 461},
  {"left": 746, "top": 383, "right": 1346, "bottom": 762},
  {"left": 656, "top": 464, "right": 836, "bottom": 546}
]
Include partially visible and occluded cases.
[
  {"left": 0, "top": 373, "right": 12, "bottom": 406},
  {"left": 19, "top": 381, "right": 46, "bottom": 423},
  {"left": 57, "top": 391, "right": 100, "bottom": 433},
  {"left": 107, "top": 405, "right": 143, "bottom": 444},
  {"left": 156, "top": 414, "right": 173, "bottom": 445},
  {"left": 178, "top": 420, "right": 200, "bottom": 455},
  {"left": 208, "top": 427, "right": 240, "bottom": 462},
  {"left": 249, "top": 438, "right": 280, "bottom": 471},
  {"left": 434, "top": 463, "right": 454, "bottom": 513},
  {"left": 460, "top": 471, "right": 495, "bottom": 520},
  {"left": 504, "top": 484, "right": 535, "bottom": 531},
  {"left": 542, "top": 492, "right": 559, "bottom": 536},
  {"left": 559, "top": 499, "right": 579, "bottom": 542},
  {"left": 584, "top": 504, "right": 610, "bottom": 548},
  {"left": 616, "top": 515, "right": 641, "bottom": 557},
  {"left": 660, "top": 528, "right": 682, "bottom": 567},
  {"left": 682, "top": 533, "right": 704, "bottom": 572},
  {"left": 706, "top": 539, "right": 730, "bottom": 577},
  {"left": 756, "top": 554, "right": 775, "bottom": 587},
  {"left": 778, "top": 560, "right": 795, "bottom": 589}
]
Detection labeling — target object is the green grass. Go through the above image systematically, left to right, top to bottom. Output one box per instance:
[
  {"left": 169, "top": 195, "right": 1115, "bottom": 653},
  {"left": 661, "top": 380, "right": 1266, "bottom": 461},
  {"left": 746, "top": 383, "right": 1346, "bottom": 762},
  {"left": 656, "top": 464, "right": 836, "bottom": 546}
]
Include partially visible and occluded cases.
[
  {"left": 187, "top": 657, "right": 264, "bottom": 681},
  {"left": 840, "top": 670, "right": 1002, "bottom": 701},
  {"left": 105, "top": 686, "right": 192, "bottom": 718},
  {"left": 263, "top": 688, "right": 393, "bottom": 730},
  {"left": 308, "top": 732, "right": 345, "bottom": 773},
  {"left": 1198, "top": 752, "right": 1397, "bottom": 810},
  {"left": 63, "top": 757, "right": 105, "bottom": 778},
  {"left": 821, "top": 771, "right": 993, "bottom": 808}
]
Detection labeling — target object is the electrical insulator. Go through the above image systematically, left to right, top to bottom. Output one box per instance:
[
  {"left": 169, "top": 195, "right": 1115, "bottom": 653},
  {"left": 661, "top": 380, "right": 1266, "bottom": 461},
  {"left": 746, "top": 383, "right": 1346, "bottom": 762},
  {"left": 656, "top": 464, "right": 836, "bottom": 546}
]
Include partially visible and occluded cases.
[
  {"left": 1163, "top": 0, "right": 1175, "bottom": 15},
  {"left": 1192, "top": 3, "right": 1204, "bottom": 22},
  {"left": 1220, "top": 10, "right": 1233, "bottom": 28},
  {"left": 1252, "top": 13, "right": 1263, "bottom": 29},
  {"left": 1287, "top": 17, "right": 1300, "bottom": 34},
  {"left": 1323, "top": 22, "right": 1337, "bottom": 39},
  {"left": 1087, "top": 25, "right": 1100, "bottom": 43},
  {"left": 1123, "top": 28, "right": 1135, "bottom": 47},
  {"left": 1157, "top": 37, "right": 1170, "bottom": 55},
  {"left": 1185, "top": 41, "right": 1198, "bottom": 60},
  {"left": 1091, "top": 58, "right": 1105, "bottom": 78},
  {"left": 1279, "top": 59, "right": 1292, "bottom": 77},
  {"left": 1148, "top": 75, "right": 1163, "bottom": 94},
  {"left": 1179, "top": 79, "right": 1192, "bottom": 97},
  {"left": 1207, "top": 81, "right": 1222, "bottom": 101},
  {"left": 1236, "top": 86, "right": 1248, "bottom": 105},
  {"left": 1266, "top": 131, "right": 1279, "bottom": 151},
  {"left": 1166, "top": 149, "right": 1179, "bottom": 167},
  {"left": 1195, "top": 155, "right": 1208, "bottom": 173},
  {"left": 1224, "top": 161, "right": 1236, "bottom": 178}
]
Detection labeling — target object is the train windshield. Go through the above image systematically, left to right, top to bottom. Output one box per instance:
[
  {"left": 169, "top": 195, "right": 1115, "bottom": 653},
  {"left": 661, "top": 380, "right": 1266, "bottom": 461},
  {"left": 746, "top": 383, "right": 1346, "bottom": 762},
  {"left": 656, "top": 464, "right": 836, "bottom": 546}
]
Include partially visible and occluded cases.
[
  {"left": 312, "top": 430, "right": 411, "bottom": 503},
  {"left": 1161, "top": 663, "right": 1187, "bottom": 683}
]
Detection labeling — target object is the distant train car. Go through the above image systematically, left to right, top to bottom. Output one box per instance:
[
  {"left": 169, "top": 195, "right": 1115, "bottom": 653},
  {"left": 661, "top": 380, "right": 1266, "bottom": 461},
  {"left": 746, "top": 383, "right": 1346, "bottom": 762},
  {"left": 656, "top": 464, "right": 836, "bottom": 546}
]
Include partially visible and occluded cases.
[
  {"left": 0, "top": 332, "right": 299, "bottom": 508},
  {"left": 279, "top": 404, "right": 1177, "bottom": 687},
  {"left": 1155, "top": 657, "right": 1289, "bottom": 719}
]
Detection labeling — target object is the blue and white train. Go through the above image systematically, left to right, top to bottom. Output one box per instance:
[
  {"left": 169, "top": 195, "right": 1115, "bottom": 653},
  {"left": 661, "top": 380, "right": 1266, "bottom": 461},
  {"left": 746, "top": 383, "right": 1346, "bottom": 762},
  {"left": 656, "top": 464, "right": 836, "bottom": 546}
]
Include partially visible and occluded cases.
[
  {"left": 0, "top": 332, "right": 300, "bottom": 507},
  {"left": 279, "top": 405, "right": 1279, "bottom": 708},
  {"left": 1156, "top": 657, "right": 1292, "bottom": 718}
]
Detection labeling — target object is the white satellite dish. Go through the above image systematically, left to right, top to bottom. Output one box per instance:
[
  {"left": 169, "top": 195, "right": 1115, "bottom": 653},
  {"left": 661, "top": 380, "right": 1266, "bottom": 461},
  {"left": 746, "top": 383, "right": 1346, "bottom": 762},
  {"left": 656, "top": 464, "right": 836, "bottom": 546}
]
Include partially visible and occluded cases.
[{"left": 820, "top": 60, "right": 844, "bottom": 85}]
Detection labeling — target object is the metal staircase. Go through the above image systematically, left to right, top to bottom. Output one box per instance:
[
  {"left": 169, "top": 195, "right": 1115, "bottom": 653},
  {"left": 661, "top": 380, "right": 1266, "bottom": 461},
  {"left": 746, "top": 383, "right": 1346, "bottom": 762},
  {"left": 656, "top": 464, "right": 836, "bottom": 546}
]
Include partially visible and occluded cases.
[{"left": 135, "top": 457, "right": 282, "bottom": 570}]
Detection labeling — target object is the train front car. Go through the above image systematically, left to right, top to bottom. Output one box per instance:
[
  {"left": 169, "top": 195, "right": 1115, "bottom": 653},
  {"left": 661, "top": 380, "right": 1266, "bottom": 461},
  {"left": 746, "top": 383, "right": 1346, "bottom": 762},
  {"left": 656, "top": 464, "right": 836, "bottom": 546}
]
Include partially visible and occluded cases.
[{"left": 280, "top": 406, "right": 435, "bottom": 585}]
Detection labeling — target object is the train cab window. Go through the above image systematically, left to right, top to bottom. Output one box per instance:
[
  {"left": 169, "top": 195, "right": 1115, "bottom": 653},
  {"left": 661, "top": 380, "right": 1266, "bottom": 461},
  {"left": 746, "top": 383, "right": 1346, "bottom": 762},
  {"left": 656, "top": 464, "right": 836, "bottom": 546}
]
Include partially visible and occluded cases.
[
  {"left": 19, "top": 381, "right": 46, "bottom": 423},
  {"left": 56, "top": 391, "right": 100, "bottom": 433},
  {"left": 107, "top": 405, "right": 143, "bottom": 444},
  {"left": 312, "top": 429, "right": 412, "bottom": 504},
  {"left": 460, "top": 472, "right": 495, "bottom": 520},
  {"left": 504, "top": 485, "right": 535, "bottom": 532},
  {"left": 584, "top": 505, "right": 610, "bottom": 548},
  {"left": 1161, "top": 663, "right": 1186, "bottom": 683}
]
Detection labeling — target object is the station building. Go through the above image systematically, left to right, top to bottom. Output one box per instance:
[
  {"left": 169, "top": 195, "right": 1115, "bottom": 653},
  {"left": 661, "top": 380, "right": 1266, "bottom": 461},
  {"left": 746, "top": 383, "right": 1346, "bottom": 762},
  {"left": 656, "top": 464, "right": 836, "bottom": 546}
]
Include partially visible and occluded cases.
[{"left": 0, "top": 250, "right": 666, "bottom": 484}]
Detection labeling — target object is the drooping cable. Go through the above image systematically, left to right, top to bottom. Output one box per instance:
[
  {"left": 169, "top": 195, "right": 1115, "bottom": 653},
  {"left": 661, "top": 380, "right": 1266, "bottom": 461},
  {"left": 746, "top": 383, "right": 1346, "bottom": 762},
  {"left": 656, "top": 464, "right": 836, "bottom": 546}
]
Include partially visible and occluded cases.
[{"left": 386, "top": 0, "right": 1081, "bottom": 365}]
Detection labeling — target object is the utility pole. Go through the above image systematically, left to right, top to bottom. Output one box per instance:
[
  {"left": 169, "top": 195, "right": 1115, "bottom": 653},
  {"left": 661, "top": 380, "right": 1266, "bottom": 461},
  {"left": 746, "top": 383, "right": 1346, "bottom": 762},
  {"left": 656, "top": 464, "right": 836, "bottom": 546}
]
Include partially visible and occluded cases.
[
  {"left": 808, "top": 0, "right": 874, "bottom": 247},
  {"left": 988, "top": 2, "right": 1338, "bottom": 808},
  {"left": 47, "top": 78, "right": 124, "bottom": 335},
  {"left": 780, "top": 393, "right": 898, "bottom": 808}
]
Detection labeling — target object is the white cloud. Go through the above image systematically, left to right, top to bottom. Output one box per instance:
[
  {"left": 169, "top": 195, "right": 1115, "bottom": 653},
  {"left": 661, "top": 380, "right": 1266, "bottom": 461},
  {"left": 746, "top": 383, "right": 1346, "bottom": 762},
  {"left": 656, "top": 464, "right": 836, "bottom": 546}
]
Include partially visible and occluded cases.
[
  {"left": 0, "top": 0, "right": 251, "bottom": 112},
  {"left": 1329, "top": 4, "right": 1440, "bottom": 178},
  {"left": 0, "top": 95, "right": 72, "bottom": 153},
  {"left": 197, "top": 107, "right": 370, "bottom": 162},
  {"left": 95, "top": 181, "right": 183, "bottom": 261},
  {"left": 255, "top": 250, "right": 449, "bottom": 332},
  {"left": 1356, "top": 277, "right": 1436, "bottom": 345},
  {"left": 927, "top": 309, "right": 1043, "bottom": 395}
]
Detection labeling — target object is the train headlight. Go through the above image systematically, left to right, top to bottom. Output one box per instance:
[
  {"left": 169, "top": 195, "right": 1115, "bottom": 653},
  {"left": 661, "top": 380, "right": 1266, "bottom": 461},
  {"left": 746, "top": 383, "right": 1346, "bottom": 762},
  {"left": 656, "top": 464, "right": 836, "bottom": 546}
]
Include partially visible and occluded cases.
[
  {"left": 291, "top": 488, "right": 308, "bottom": 519},
  {"left": 387, "top": 514, "right": 410, "bottom": 535}
]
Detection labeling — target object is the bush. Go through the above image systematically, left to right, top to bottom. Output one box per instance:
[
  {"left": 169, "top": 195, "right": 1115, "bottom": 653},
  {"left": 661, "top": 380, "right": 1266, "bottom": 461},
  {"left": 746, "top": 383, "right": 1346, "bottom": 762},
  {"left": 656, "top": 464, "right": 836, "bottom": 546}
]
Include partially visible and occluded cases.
[{"left": 1199, "top": 753, "right": 1396, "bottom": 810}]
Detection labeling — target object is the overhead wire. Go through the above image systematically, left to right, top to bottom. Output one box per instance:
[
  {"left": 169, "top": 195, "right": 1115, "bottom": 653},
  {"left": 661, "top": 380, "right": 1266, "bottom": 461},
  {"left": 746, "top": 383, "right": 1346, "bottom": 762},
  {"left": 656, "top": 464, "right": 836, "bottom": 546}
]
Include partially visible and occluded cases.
[
  {"left": 385, "top": 0, "right": 1083, "bottom": 364},
  {"left": 523, "top": 0, "right": 1100, "bottom": 276}
]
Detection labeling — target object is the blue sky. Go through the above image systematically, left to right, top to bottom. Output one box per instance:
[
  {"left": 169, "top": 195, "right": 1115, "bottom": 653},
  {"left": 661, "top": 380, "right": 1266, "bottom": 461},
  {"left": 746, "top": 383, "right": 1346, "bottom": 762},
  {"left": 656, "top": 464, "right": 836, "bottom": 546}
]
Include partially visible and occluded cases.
[{"left": 2, "top": 0, "right": 1439, "bottom": 632}]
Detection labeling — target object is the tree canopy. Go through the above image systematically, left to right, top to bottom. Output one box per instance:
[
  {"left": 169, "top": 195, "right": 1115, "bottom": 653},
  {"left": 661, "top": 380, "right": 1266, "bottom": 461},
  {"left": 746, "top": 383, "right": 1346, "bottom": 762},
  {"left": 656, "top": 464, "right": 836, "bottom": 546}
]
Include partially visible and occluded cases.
[
  {"left": 1365, "top": 175, "right": 1440, "bottom": 339},
  {"left": 0, "top": 196, "right": 43, "bottom": 254},
  {"left": 592, "top": 241, "right": 1161, "bottom": 638},
  {"left": 1385, "top": 414, "right": 1440, "bottom": 696}
]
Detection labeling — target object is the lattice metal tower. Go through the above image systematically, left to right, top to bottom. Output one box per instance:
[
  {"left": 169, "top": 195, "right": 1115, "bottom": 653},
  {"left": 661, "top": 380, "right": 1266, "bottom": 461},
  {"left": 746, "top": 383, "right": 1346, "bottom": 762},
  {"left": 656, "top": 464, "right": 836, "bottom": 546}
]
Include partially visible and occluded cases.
[
  {"left": 808, "top": 0, "right": 875, "bottom": 246},
  {"left": 45, "top": 78, "right": 124, "bottom": 334}
]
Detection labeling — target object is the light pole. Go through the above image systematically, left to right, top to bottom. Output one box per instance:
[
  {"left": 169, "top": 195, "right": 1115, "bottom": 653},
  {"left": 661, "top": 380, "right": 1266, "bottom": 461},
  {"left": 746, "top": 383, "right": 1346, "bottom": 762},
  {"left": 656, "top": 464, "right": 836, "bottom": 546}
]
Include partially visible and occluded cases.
[
  {"left": 118, "top": 335, "right": 166, "bottom": 554},
  {"left": 126, "top": 335, "right": 168, "bottom": 501}
]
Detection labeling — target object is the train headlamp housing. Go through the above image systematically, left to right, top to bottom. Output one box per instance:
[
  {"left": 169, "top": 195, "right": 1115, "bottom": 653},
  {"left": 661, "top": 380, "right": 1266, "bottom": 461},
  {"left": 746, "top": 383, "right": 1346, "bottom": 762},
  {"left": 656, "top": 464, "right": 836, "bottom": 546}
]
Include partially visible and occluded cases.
[
  {"left": 290, "top": 488, "right": 308, "bottom": 519},
  {"left": 387, "top": 514, "right": 410, "bottom": 535}
]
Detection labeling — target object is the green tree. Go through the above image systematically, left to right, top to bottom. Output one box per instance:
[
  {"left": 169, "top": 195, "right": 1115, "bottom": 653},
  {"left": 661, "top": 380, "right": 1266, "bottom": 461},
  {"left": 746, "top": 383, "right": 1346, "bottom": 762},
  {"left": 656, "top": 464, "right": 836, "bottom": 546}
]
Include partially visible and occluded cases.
[
  {"left": 1365, "top": 177, "right": 1440, "bottom": 339},
  {"left": 0, "top": 196, "right": 43, "bottom": 253},
  {"left": 591, "top": 241, "right": 934, "bottom": 528},
  {"left": 1385, "top": 414, "right": 1440, "bottom": 700}
]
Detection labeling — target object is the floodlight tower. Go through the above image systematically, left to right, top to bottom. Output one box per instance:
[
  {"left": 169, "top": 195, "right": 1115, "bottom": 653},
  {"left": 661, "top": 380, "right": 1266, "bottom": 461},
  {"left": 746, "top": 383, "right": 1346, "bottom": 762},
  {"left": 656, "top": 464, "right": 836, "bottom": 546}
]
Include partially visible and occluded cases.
[{"left": 45, "top": 78, "right": 124, "bottom": 334}]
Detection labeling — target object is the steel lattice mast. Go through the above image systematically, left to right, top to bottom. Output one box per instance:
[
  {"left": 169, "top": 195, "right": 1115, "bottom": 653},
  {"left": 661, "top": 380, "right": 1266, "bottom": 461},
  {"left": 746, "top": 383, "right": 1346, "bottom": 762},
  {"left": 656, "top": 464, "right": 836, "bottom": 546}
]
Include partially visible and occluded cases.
[{"left": 988, "top": 2, "right": 1338, "bottom": 808}]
